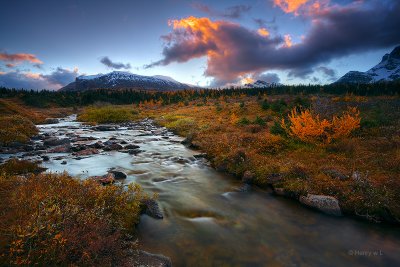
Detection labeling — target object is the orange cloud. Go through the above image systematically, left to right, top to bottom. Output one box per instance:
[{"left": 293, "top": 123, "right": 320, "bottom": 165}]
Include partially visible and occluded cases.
[
  {"left": 274, "top": 0, "right": 310, "bottom": 13},
  {"left": 257, "top": 28, "right": 270, "bottom": 37},
  {"left": 284, "top": 34, "right": 293, "bottom": 47},
  {"left": 0, "top": 52, "right": 43, "bottom": 64},
  {"left": 24, "top": 72, "right": 42, "bottom": 79},
  {"left": 240, "top": 77, "right": 254, "bottom": 85}
]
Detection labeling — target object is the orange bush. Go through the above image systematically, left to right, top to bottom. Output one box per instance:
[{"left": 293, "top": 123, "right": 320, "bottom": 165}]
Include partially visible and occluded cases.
[
  {"left": 282, "top": 107, "right": 360, "bottom": 144},
  {"left": 0, "top": 173, "right": 144, "bottom": 266}
]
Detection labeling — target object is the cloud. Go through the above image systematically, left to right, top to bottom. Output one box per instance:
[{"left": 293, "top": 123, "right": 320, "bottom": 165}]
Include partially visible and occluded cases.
[
  {"left": 273, "top": 0, "right": 310, "bottom": 14},
  {"left": 147, "top": 1, "right": 400, "bottom": 85},
  {"left": 192, "top": 3, "right": 251, "bottom": 19},
  {"left": 0, "top": 52, "right": 43, "bottom": 64},
  {"left": 100, "top": 56, "right": 131, "bottom": 70},
  {"left": 6, "top": 63, "right": 16, "bottom": 68},
  {"left": 316, "top": 66, "right": 337, "bottom": 80},
  {"left": 0, "top": 67, "right": 79, "bottom": 90},
  {"left": 255, "top": 72, "right": 281, "bottom": 83}
]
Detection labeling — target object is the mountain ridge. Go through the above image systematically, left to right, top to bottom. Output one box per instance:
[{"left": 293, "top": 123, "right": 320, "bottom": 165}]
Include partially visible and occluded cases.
[
  {"left": 335, "top": 45, "right": 400, "bottom": 84},
  {"left": 60, "top": 71, "right": 196, "bottom": 91}
]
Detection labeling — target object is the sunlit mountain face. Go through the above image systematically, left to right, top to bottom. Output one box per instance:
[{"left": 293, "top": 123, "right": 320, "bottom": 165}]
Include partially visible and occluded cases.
[{"left": 0, "top": 0, "right": 399, "bottom": 90}]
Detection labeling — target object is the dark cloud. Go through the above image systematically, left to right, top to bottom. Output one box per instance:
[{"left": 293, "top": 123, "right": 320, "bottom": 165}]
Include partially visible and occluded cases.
[
  {"left": 148, "top": 1, "right": 400, "bottom": 85},
  {"left": 192, "top": 3, "right": 251, "bottom": 19},
  {"left": 100, "top": 56, "right": 131, "bottom": 70},
  {"left": 316, "top": 66, "right": 337, "bottom": 81},
  {"left": 0, "top": 67, "right": 79, "bottom": 90},
  {"left": 43, "top": 67, "right": 79, "bottom": 86},
  {"left": 254, "top": 72, "right": 281, "bottom": 83}
]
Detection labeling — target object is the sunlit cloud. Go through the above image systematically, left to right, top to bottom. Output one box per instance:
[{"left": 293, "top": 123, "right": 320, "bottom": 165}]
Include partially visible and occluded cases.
[
  {"left": 273, "top": 0, "right": 310, "bottom": 14},
  {"left": 146, "top": 1, "right": 400, "bottom": 86},
  {"left": 257, "top": 28, "right": 270, "bottom": 37},
  {"left": 0, "top": 52, "right": 43, "bottom": 64}
]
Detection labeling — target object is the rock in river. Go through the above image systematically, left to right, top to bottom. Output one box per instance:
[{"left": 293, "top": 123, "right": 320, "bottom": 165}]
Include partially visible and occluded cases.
[
  {"left": 44, "top": 118, "right": 59, "bottom": 124},
  {"left": 44, "top": 137, "right": 70, "bottom": 147},
  {"left": 299, "top": 194, "right": 342, "bottom": 216},
  {"left": 141, "top": 199, "right": 164, "bottom": 219},
  {"left": 134, "top": 250, "right": 172, "bottom": 267}
]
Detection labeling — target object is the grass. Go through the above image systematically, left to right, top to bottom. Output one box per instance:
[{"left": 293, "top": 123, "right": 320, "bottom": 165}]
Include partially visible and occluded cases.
[
  {"left": 142, "top": 94, "right": 400, "bottom": 224},
  {"left": 78, "top": 105, "right": 140, "bottom": 123}
]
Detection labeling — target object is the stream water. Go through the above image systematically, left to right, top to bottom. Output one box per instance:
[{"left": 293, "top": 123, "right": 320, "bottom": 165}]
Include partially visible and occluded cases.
[{"left": 1, "top": 115, "right": 399, "bottom": 267}]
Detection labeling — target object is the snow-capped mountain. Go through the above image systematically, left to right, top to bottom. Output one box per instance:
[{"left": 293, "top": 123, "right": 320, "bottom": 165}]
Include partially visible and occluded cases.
[
  {"left": 335, "top": 45, "right": 400, "bottom": 84},
  {"left": 60, "top": 71, "right": 195, "bottom": 91},
  {"left": 243, "top": 80, "right": 281, "bottom": 88}
]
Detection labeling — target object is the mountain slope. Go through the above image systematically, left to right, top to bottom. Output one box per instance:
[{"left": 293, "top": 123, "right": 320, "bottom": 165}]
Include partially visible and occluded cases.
[
  {"left": 336, "top": 46, "right": 400, "bottom": 83},
  {"left": 60, "top": 71, "right": 194, "bottom": 91},
  {"left": 243, "top": 80, "right": 281, "bottom": 88}
]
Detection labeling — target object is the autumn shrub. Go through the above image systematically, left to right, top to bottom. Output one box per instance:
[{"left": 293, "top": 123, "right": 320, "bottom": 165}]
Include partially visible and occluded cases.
[
  {"left": 78, "top": 106, "right": 138, "bottom": 123},
  {"left": 282, "top": 107, "right": 360, "bottom": 144},
  {"left": 0, "top": 115, "right": 38, "bottom": 145},
  {"left": 163, "top": 116, "right": 196, "bottom": 136},
  {"left": 0, "top": 159, "right": 45, "bottom": 175},
  {"left": 0, "top": 173, "right": 144, "bottom": 266}
]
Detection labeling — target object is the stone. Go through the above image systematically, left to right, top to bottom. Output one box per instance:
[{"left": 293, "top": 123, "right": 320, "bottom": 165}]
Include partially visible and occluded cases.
[
  {"left": 44, "top": 118, "right": 59, "bottom": 124},
  {"left": 94, "top": 125, "right": 116, "bottom": 131},
  {"left": 43, "top": 138, "right": 70, "bottom": 147},
  {"left": 91, "top": 141, "right": 105, "bottom": 149},
  {"left": 103, "top": 143, "right": 123, "bottom": 151},
  {"left": 124, "top": 144, "right": 140, "bottom": 149},
  {"left": 48, "top": 145, "right": 71, "bottom": 153},
  {"left": 73, "top": 148, "right": 99, "bottom": 156},
  {"left": 193, "top": 153, "right": 207, "bottom": 159},
  {"left": 41, "top": 155, "right": 50, "bottom": 161},
  {"left": 61, "top": 161, "right": 67, "bottom": 165},
  {"left": 322, "top": 168, "right": 349, "bottom": 180},
  {"left": 108, "top": 170, "right": 127, "bottom": 179},
  {"left": 242, "top": 170, "right": 254, "bottom": 184},
  {"left": 90, "top": 173, "right": 115, "bottom": 185},
  {"left": 266, "top": 173, "right": 284, "bottom": 184},
  {"left": 299, "top": 194, "right": 342, "bottom": 216},
  {"left": 141, "top": 199, "right": 163, "bottom": 219},
  {"left": 134, "top": 250, "right": 172, "bottom": 267}
]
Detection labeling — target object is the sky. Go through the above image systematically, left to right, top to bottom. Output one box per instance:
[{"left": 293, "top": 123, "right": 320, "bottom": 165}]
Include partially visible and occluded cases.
[{"left": 0, "top": 0, "right": 399, "bottom": 89}]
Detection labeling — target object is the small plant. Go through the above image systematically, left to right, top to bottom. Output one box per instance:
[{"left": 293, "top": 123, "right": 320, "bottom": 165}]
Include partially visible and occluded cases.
[
  {"left": 271, "top": 99, "right": 287, "bottom": 113},
  {"left": 261, "top": 100, "right": 270, "bottom": 110},
  {"left": 239, "top": 101, "right": 245, "bottom": 109},
  {"left": 282, "top": 107, "right": 361, "bottom": 144},
  {"left": 254, "top": 116, "right": 266, "bottom": 126},
  {"left": 238, "top": 117, "right": 250, "bottom": 125}
]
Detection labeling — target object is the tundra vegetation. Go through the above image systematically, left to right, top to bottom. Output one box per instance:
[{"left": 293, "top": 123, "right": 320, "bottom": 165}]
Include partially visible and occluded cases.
[{"left": 0, "top": 83, "right": 399, "bottom": 265}]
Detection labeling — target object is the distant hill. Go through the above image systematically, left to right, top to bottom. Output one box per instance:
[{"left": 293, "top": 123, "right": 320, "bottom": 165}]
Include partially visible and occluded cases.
[
  {"left": 335, "top": 45, "right": 400, "bottom": 84},
  {"left": 60, "top": 71, "right": 196, "bottom": 91},
  {"left": 243, "top": 80, "right": 282, "bottom": 88}
]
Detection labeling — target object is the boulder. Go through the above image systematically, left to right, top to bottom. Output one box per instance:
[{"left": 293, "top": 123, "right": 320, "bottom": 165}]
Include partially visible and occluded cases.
[
  {"left": 44, "top": 118, "right": 59, "bottom": 124},
  {"left": 94, "top": 125, "right": 116, "bottom": 131},
  {"left": 44, "top": 138, "right": 70, "bottom": 147},
  {"left": 90, "top": 141, "right": 105, "bottom": 149},
  {"left": 103, "top": 143, "right": 123, "bottom": 151},
  {"left": 124, "top": 144, "right": 140, "bottom": 149},
  {"left": 48, "top": 145, "right": 71, "bottom": 153},
  {"left": 73, "top": 148, "right": 99, "bottom": 156},
  {"left": 322, "top": 168, "right": 349, "bottom": 180},
  {"left": 108, "top": 170, "right": 127, "bottom": 179},
  {"left": 242, "top": 170, "right": 254, "bottom": 184},
  {"left": 90, "top": 173, "right": 115, "bottom": 185},
  {"left": 266, "top": 173, "right": 284, "bottom": 184},
  {"left": 299, "top": 194, "right": 342, "bottom": 216},
  {"left": 141, "top": 199, "right": 163, "bottom": 219},
  {"left": 134, "top": 250, "right": 172, "bottom": 267}
]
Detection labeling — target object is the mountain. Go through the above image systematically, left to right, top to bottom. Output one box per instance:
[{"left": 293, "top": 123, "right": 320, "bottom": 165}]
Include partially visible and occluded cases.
[
  {"left": 335, "top": 45, "right": 400, "bottom": 84},
  {"left": 60, "top": 71, "right": 195, "bottom": 91},
  {"left": 243, "top": 80, "right": 281, "bottom": 88}
]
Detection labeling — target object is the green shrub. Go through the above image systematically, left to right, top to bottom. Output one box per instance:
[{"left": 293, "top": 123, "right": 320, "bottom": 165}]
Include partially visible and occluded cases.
[
  {"left": 271, "top": 99, "right": 287, "bottom": 113},
  {"left": 261, "top": 100, "right": 270, "bottom": 110},
  {"left": 78, "top": 106, "right": 138, "bottom": 123},
  {"left": 253, "top": 116, "right": 266, "bottom": 126},
  {"left": 238, "top": 117, "right": 250, "bottom": 125},
  {"left": 270, "top": 121, "right": 286, "bottom": 136}
]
